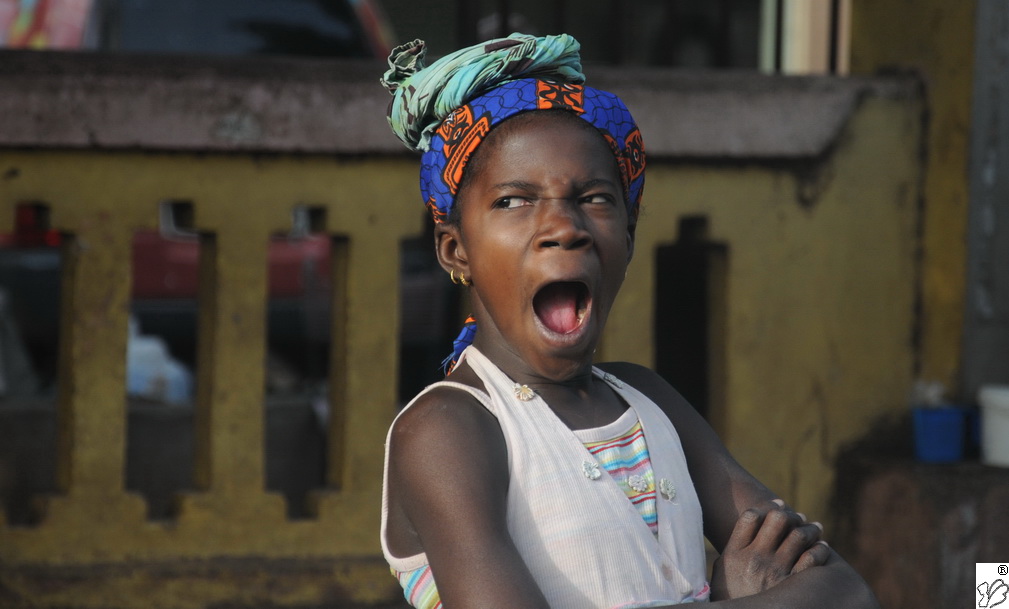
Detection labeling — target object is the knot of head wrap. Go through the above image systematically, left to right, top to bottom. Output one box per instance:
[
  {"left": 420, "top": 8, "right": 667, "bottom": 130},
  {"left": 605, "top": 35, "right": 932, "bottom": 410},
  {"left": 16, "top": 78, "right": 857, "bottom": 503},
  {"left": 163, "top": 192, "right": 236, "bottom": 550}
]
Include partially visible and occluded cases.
[
  {"left": 382, "top": 33, "right": 584, "bottom": 152},
  {"left": 382, "top": 34, "right": 646, "bottom": 375},
  {"left": 380, "top": 38, "right": 427, "bottom": 93}
]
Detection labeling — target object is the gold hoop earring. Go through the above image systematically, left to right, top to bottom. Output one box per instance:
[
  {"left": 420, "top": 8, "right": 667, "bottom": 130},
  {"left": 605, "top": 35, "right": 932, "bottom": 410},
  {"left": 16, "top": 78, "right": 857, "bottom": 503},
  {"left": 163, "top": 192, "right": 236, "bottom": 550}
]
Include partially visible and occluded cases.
[
  {"left": 450, "top": 269, "right": 460, "bottom": 285},
  {"left": 460, "top": 273, "right": 472, "bottom": 287}
]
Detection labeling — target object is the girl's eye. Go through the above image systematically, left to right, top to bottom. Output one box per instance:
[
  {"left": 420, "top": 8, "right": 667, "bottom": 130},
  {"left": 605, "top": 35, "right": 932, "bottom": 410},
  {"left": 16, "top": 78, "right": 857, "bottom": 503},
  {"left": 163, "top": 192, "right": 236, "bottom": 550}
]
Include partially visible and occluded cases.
[
  {"left": 580, "top": 194, "right": 613, "bottom": 205},
  {"left": 494, "top": 197, "right": 533, "bottom": 209}
]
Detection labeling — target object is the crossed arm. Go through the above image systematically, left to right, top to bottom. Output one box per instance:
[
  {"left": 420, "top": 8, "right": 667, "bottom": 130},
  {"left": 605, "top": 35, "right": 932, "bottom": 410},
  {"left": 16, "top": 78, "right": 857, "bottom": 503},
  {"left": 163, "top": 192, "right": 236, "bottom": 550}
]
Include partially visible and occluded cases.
[
  {"left": 600, "top": 362, "right": 880, "bottom": 608},
  {"left": 385, "top": 364, "right": 880, "bottom": 608}
]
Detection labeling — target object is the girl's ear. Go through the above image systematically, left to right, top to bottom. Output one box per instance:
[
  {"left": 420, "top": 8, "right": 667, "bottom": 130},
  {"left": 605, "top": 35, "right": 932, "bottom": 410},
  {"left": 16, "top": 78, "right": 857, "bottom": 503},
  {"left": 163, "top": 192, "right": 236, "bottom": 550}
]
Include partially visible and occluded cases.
[
  {"left": 625, "top": 218, "right": 637, "bottom": 264},
  {"left": 435, "top": 222, "right": 469, "bottom": 275}
]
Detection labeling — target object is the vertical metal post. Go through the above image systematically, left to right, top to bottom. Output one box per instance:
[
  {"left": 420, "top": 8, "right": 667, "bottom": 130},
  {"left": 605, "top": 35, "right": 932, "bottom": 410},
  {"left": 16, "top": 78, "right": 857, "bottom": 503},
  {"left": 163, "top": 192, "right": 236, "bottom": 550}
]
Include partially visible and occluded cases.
[
  {"left": 759, "top": 0, "right": 782, "bottom": 73},
  {"left": 962, "top": 0, "right": 1009, "bottom": 396}
]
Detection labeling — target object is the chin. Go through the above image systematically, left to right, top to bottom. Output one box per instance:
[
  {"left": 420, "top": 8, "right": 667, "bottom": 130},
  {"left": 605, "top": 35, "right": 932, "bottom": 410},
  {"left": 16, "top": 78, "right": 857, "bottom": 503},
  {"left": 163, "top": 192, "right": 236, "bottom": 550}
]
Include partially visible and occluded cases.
[{"left": 532, "top": 313, "right": 600, "bottom": 361}]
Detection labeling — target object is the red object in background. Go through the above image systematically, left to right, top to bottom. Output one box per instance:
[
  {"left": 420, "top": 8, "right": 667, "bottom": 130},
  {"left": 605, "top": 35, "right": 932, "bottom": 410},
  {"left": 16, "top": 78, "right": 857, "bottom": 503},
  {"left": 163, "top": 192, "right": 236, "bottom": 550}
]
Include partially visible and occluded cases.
[
  {"left": 0, "top": 204, "right": 61, "bottom": 248},
  {"left": 1, "top": 205, "right": 330, "bottom": 301},
  {"left": 129, "top": 230, "right": 331, "bottom": 301},
  {"left": 129, "top": 231, "right": 201, "bottom": 300},
  {"left": 264, "top": 234, "right": 331, "bottom": 299}
]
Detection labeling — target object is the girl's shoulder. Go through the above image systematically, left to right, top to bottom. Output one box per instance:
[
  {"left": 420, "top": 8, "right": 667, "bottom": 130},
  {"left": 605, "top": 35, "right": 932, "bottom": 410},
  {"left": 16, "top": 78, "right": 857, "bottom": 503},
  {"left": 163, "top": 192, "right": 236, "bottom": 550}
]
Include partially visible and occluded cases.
[
  {"left": 595, "top": 360, "right": 658, "bottom": 382},
  {"left": 594, "top": 361, "right": 702, "bottom": 431},
  {"left": 595, "top": 362, "right": 688, "bottom": 405},
  {"left": 390, "top": 364, "right": 503, "bottom": 465},
  {"left": 385, "top": 372, "right": 512, "bottom": 568},
  {"left": 393, "top": 381, "right": 496, "bottom": 440}
]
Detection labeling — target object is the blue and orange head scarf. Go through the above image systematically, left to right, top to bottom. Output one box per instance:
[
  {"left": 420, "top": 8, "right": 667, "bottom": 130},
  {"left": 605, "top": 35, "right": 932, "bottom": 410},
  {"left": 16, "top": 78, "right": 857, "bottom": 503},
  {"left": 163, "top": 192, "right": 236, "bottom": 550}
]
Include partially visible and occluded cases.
[{"left": 382, "top": 33, "right": 646, "bottom": 373}]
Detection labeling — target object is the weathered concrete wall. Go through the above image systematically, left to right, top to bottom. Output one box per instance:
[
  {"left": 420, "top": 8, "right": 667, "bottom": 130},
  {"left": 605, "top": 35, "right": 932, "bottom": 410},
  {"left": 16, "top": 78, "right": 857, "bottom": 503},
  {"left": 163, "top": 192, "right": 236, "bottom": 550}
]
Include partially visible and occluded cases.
[
  {"left": 849, "top": 0, "right": 977, "bottom": 396},
  {"left": 1, "top": 51, "right": 923, "bottom": 607},
  {"left": 0, "top": 53, "right": 402, "bottom": 153},
  {"left": 605, "top": 84, "right": 923, "bottom": 518},
  {"left": 0, "top": 150, "right": 421, "bottom": 608}
]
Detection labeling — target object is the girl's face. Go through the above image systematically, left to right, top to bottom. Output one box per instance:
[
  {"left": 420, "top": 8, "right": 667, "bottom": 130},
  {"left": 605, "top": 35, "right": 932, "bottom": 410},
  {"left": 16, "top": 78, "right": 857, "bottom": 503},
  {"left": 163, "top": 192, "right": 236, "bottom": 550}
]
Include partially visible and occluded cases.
[{"left": 437, "top": 112, "right": 635, "bottom": 380}]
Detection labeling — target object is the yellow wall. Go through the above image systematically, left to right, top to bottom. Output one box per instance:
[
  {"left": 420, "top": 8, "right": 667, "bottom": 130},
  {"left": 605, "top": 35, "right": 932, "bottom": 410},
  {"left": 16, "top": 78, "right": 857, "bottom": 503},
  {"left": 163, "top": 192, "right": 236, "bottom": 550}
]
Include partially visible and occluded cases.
[
  {"left": 849, "top": 0, "right": 977, "bottom": 394},
  {"left": 1, "top": 82, "right": 924, "bottom": 607},
  {"left": 606, "top": 93, "right": 923, "bottom": 520},
  {"left": 0, "top": 152, "right": 423, "bottom": 607}
]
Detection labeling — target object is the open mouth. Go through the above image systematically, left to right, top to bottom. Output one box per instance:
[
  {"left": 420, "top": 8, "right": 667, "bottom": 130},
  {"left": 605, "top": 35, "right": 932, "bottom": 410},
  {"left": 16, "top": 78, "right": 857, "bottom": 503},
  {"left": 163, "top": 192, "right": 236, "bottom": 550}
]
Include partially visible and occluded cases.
[{"left": 533, "top": 281, "right": 591, "bottom": 335}]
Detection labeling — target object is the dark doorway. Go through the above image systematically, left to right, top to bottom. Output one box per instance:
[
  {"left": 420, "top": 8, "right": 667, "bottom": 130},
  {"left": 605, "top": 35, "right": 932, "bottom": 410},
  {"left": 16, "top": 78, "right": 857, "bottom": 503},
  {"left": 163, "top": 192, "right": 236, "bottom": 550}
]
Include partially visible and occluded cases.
[{"left": 654, "top": 216, "right": 726, "bottom": 422}]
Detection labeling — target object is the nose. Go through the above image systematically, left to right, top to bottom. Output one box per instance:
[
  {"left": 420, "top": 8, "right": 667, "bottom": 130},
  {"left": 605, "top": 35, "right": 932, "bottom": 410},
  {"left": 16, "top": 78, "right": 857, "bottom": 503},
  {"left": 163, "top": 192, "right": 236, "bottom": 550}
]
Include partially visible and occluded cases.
[{"left": 537, "top": 199, "right": 592, "bottom": 250}]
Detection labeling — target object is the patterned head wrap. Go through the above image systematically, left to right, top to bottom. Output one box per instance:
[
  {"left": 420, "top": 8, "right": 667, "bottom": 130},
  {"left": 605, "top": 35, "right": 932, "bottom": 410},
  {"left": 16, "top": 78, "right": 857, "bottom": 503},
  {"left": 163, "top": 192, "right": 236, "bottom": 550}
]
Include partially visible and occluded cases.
[{"left": 382, "top": 34, "right": 646, "bottom": 373}]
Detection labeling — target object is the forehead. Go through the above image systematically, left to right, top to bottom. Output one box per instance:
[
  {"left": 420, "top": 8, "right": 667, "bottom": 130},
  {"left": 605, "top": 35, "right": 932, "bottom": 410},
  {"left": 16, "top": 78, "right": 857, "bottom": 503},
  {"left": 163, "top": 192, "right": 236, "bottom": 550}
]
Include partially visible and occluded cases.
[{"left": 472, "top": 111, "right": 620, "bottom": 182}]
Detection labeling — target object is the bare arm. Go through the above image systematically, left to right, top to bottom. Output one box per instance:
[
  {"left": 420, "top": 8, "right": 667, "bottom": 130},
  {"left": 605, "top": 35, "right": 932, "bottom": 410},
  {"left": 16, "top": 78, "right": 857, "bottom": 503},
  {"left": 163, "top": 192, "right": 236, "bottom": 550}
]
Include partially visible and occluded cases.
[
  {"left": 598, "top": 362, "right": 880, "bottom": 609},
  {"left": 389, "top": 368, "right": 877, "bottom": 608},
  {"left": 386, "top": 386, "right": 552, "bottom": 609}
]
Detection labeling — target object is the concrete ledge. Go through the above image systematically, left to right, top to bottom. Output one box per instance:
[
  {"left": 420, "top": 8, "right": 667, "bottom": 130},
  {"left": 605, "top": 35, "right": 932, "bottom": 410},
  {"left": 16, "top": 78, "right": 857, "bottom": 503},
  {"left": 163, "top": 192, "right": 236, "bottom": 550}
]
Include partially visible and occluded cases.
[
  {"left": 0, "top": 51, "right": 918, "bottom": 158},
  {"left": 0, "top": 51, "right": 401, "bottom": 154},
  {"left": 592, "top": 69, "right": 918, "bottom": 159},
  {"left": 832, "top": 417, "right": 1009, "bottom": 609},
  {"left": 1, "top": 556, "right": 408, "bottom": 608}
]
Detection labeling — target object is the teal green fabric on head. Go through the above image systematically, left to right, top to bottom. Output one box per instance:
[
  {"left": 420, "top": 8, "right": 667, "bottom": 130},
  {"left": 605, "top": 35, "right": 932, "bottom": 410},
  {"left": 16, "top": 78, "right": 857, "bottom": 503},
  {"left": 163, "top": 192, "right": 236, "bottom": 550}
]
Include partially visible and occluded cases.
[{"left": 381, "top": 33, "right": 584, "bottom": 152}]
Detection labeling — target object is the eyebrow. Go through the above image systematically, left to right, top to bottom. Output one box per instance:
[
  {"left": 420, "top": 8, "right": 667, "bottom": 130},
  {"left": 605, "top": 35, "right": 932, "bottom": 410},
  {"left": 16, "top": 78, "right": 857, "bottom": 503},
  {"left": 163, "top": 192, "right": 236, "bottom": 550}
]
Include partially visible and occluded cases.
[
  {"left": 490, "top": 178, "right": 618, "bottom": 192},
  {"left": 575, "top": 178, "right": 619, "bottom": 191},
  {"left": 491, "top": 180, "right": 539, "bottom": 192}
]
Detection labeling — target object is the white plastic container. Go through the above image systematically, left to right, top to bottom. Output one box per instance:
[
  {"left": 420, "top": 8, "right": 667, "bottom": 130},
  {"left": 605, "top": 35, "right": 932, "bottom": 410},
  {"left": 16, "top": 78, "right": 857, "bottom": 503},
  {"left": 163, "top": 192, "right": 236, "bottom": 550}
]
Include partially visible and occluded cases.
[{"left": 978, "top": 385, "right": 1009, "bottom": 467}]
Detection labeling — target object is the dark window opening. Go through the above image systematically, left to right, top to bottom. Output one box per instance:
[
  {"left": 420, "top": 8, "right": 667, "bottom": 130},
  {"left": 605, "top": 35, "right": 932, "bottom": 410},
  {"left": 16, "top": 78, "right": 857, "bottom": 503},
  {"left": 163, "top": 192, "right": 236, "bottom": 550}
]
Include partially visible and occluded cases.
[
  {"left": 445, "top": 0, "right": 762, "bottom": 68},
  {"left": 0, "top": 201, "right": 60, "bottom": 526},
  {"left": 126, "top": 201, "right": 199, "bottom": 521},
  {"left": 265, "top": 205, "right": 330, "bottom": 519},
  {"left": 266, "top": 206, "right": 332, "bottom": 396},
  {"left": 399, "top": 214, "right": 462, "bottom": 402},
  {"left": 654, "top": 216, "right": 727, "bottom": 423}
]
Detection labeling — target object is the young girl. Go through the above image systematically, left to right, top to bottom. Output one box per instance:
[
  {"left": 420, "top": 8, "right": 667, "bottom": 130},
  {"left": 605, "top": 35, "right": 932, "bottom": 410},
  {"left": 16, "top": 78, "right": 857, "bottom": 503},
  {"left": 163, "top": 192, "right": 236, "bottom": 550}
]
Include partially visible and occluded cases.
[{"left": 379, "top": 33, "right": 879, "bottom": 608}]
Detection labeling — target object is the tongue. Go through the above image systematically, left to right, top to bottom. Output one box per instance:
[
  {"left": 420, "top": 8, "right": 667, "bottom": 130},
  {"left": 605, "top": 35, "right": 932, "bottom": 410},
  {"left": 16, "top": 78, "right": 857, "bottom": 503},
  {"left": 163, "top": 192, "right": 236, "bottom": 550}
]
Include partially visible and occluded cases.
[{"left": 534, "top": 283, "right": 581, "bottom": 334}]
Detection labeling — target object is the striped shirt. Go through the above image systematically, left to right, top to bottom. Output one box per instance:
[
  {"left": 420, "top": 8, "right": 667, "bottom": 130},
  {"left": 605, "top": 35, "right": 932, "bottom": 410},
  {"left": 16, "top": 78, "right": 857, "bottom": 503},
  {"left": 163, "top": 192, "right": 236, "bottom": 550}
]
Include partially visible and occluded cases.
[{"left": 576, "top": 411, "right": 658, "bottom": 535}]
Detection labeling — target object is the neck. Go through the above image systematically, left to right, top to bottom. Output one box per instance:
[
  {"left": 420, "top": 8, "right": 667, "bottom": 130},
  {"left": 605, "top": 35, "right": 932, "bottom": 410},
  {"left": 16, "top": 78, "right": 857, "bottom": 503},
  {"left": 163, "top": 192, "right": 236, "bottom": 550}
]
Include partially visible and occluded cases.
[
  {"left": 469, "top": 333, "right": 596, "bottom": 389},
  {"left": 465, "top": 340, "right": 625, "bottom": 431}
]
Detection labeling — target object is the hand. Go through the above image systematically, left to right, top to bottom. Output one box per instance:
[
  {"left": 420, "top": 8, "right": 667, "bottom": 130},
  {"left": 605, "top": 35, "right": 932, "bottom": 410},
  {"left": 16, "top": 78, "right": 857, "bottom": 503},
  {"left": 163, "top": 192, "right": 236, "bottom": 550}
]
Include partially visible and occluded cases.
[{"left": 710, "top": 499, "right": 831, "bottom": 600}]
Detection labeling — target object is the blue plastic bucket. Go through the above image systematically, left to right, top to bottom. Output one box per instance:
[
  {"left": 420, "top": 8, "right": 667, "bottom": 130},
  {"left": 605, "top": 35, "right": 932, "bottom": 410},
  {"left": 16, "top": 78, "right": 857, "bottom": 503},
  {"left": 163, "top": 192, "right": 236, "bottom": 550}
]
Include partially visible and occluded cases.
[{"left": 912, "top": 406, "right": 965, "bottom": 463}]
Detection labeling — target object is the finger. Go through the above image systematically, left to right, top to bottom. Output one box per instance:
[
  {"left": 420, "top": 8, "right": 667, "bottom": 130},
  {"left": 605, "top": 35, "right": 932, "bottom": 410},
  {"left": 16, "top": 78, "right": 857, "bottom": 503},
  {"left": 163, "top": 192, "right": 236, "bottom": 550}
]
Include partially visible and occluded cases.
[
  {"left": 725, "top": 499, "right": 793, "bottom": 552},
  {"left": 767, "top": 499, "right": 804, "bottom": 527},
  {"left": 751, "top": 503, "right": 804, "bottom": 550},
  {"left": 723, "top": 506, "right": 767, "bottom": 552},
  {"left": 775, "top": 521, "right": 823, "bottom": 567},
  {"left": 790, "top": 540, "right": 831, "bottom": 574}
]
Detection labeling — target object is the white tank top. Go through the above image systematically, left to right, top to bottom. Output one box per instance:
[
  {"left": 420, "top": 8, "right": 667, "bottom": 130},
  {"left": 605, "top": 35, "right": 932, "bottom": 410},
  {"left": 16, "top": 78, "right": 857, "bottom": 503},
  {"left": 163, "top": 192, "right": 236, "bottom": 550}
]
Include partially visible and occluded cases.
[{"left": 381, "top": 346, "right": 710, "bottom": 607}]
